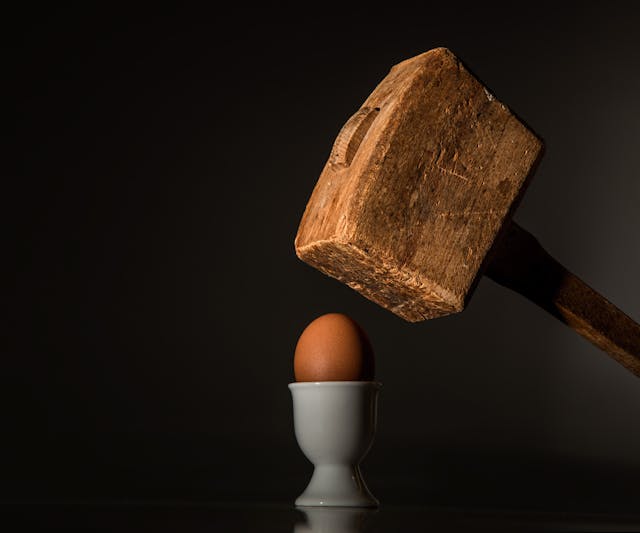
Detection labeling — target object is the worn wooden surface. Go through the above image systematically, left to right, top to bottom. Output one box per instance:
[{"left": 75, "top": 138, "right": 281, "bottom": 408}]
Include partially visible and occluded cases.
[
  {"left": 295, "top": 47, "right": 543, "bottom": 320},
  {"left": 295, "top": 47, "right": 640, "bottom": 378},
  {"left": 487, "top": 223, "right": 640, "bottom": 377}
]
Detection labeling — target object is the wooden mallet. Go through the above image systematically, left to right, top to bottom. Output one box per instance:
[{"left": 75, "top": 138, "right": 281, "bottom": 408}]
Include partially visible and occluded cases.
[{"left": 295, "top": 47, "right": 640, "bottom": 377}]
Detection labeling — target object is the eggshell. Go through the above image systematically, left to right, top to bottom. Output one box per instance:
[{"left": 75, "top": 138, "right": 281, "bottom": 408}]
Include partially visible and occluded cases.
[{"left": 294, "top": 313, "right": 375, "bottom": 382}]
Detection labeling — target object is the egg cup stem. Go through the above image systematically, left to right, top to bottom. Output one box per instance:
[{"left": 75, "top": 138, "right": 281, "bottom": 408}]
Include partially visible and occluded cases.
[{"left": 296, "top": 464, "right": 378, "bottom": 507}]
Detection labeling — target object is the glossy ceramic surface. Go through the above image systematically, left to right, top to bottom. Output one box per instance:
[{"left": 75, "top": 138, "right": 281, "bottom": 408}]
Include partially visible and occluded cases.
[{"left": 289, "top": 381, "right": 381, "bottom": 507}]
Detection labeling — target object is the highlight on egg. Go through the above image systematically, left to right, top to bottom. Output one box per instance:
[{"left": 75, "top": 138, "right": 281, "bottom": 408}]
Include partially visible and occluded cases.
[{"left": 293, "top": 313, "right": 375, "bottom": 382}]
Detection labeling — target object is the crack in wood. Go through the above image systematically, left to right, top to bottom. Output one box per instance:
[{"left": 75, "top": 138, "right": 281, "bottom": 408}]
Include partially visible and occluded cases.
[
  {"left": 437, "top": 164, "right": 470, "bottom": 182},
  {"left": 436, "top": 209, "right": 498, "bottom": 218}
]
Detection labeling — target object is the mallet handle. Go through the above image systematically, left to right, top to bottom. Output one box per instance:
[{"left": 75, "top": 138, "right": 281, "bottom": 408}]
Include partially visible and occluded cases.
[{"left": 486, "top": 222, "right": 640, "bottom": 377}]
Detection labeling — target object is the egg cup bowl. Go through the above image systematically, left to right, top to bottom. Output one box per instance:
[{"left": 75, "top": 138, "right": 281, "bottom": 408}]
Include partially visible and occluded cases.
[{"left": 289, "top": 381, "right": 381, "bottom": 507}]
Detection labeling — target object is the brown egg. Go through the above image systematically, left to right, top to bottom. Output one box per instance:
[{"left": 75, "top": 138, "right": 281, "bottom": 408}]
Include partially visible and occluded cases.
[{"left": 294, "top": 313, "right": 375, "bottom": 382}]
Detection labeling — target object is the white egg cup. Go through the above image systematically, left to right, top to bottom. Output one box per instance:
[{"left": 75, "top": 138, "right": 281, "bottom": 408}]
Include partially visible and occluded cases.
[{"left": 289, "top": 381, "right": 381, "bottom": 507}]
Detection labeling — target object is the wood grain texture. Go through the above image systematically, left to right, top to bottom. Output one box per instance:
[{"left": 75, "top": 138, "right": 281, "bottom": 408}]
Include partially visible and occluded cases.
[
  {"left": 296, "top": 47, "right": 640, "bottom": 378},
  {"left": 295, "top": 48, "right": 543, "bottom": 320},
  {"left": 487, "top": 223, "right": 640, "bottom": 377}
]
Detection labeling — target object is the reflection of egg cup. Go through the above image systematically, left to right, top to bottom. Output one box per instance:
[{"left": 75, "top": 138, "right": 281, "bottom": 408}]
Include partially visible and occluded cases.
[
  {"left": 289, "top": 381, "right": 381, "bottom": 507},
  {"left": 294, "top": 507, "right": 377, "bottom": 532}
]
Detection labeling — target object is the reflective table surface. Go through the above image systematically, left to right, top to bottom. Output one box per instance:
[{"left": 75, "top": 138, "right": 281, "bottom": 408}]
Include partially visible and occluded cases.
[{"left": 6, "top": 502, "right": 640, "bottom": 532}]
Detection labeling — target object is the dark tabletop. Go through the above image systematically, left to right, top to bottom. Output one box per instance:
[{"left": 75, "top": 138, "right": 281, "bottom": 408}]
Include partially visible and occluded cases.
[{"left": 6, "top": 501, "right": 640, "bottom": 532}]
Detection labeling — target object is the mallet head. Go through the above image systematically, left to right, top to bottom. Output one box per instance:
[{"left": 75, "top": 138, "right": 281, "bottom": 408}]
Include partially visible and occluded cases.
[{"left": 295, "top": 48, "right": 543, "bottom": 321}]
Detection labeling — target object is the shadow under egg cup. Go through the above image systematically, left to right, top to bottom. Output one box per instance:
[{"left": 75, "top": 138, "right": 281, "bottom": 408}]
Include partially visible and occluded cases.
[{"left": 289, "top": 381, "right": 381, "bottom": 507}]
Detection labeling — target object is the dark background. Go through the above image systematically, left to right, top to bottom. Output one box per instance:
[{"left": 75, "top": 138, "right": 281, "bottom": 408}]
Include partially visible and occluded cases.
[{"left": 6, "top": 3, "right": 640, "bottom": 514}]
